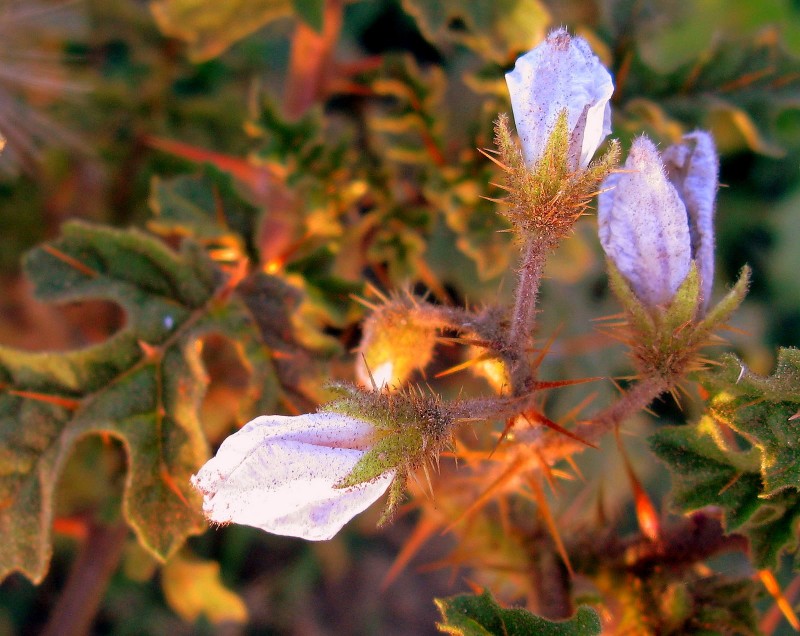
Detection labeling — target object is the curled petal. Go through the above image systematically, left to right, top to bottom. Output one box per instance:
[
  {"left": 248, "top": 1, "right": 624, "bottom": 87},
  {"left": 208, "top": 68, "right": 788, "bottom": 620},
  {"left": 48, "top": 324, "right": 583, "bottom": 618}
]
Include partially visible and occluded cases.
[
  {"left": 505, "top": 28, "right": 614, "bottom": 169},
  {"left": 662, "top": 131, "right": 719, "bottom": 310},
  {"left": 598, "top": 136, "right": 691, "bottom": 307},
  {"left": 191, "top": 414, "right": 394, "bottom": 540}
]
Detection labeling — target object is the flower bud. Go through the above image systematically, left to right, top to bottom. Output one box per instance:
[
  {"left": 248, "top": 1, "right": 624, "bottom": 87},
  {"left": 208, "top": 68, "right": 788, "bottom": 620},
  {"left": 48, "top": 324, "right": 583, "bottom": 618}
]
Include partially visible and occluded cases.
[
  {"left": 505, "top": 28, "right": 614, "bottom": 170},
  {"left": 662, "top": 131, "right": 719, "bottom": 310},
  {"left": 599, "top": 133, "right": 720, "bottom": 312},
  {"left": 598, "top": 136, "right": 692, "bottom": 308},
  {"left": 356, "top": 298, "right": 437, "bottom": 389},
  {"left": 191, "top": 413, "right": 394, "bottom": 540}
]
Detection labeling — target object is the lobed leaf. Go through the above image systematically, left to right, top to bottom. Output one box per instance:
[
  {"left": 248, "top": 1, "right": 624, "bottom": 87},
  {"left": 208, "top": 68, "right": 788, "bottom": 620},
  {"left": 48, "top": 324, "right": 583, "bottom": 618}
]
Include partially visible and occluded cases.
[
  {"left": 0, "top": 221, "right": 278, "bottom": 583},
  {"left": 651, "top": 348, "right": 800, "bottom": 568},
  {"left": 435, "top": 590, "right": 601, "bottom": 635}
]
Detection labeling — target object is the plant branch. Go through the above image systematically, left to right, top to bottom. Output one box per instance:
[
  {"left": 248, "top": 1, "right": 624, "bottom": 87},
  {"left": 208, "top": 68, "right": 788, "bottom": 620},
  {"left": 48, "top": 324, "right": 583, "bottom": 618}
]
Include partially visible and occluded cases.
[
  {"left": 283, "top": 0, "right": 344, "bottom": 119},
  {"left": 507, "top": 233, "right": 549, "bottom": 396},
  {"left": 42, "top": 521, "right": 129, "bottom": 636}
]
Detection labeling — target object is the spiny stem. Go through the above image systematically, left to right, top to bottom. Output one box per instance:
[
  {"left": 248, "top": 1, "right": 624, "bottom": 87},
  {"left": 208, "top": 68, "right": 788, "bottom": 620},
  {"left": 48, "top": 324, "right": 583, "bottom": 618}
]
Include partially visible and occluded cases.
[
  {"left": 507, "top": 232, "right": 550, "bottom": 395},
  {"left": 525, "top": 374, "right": 671, "bottom": 463}
]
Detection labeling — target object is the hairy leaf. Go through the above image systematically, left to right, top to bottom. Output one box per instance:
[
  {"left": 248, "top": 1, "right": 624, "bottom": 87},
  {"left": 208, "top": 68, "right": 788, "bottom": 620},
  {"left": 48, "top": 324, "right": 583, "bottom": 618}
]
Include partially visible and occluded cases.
[
  {"left": 618, "top": 21, "right": 800, "bottom": 155},
  {"left": 0, "top": 221, "right": 278, "bottom": 583},
  {"left": 651, "top": 349, "right": 800, "bottom": 568},
  {"left": 709, "top": 349, "right": 800, "bottom": 496},
  {"left": 434, "top": 590, "right": 600, "bottom": 635}
]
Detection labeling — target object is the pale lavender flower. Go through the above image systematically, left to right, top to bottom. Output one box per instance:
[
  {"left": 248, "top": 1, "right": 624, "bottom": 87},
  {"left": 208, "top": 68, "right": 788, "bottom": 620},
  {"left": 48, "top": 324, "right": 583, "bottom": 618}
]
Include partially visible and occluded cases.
[
  {"left": 505, "top": 27, "right": 614, "bottom": 170},
  {"left": 598, "top": 133, "right": 720, "bottom": 311},
  {"left": 598, "top": 136, "right": 692, "bottom": 307},
  {"left": 191, "top": 413, "right": 394, "bottom": 540}
]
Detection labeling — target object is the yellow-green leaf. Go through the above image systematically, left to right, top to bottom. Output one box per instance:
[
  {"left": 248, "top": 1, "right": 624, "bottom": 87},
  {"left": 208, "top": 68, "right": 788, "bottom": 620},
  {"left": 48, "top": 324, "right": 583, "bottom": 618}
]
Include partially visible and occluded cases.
[
  {"left": 150, "top": 0, "right": 293, "bottom": 61},
  {"left": 162, "top": 551, "right": 248, "bottom": 624}
]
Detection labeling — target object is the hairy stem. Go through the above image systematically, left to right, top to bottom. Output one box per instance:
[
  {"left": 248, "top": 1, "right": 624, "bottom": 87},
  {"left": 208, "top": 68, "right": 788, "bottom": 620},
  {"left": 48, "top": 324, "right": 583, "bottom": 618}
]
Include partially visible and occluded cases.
[
  {"left": 507, "top": 233, "right": 549, "bottom": 395},
  {"left": 509, "top": 374, "right": 671, "bottom": 462},
  {"left": 42, "top": 521, "right": 129, "bottom": 636},
  {"left": 529, "top": 541, "right": 573, "bottom": 620}
]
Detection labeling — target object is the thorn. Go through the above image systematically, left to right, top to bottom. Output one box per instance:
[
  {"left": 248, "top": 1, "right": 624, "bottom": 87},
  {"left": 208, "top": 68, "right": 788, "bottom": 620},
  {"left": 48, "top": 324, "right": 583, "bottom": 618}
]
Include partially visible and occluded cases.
[
  {"left": 478, "top": 147, "right": 510, "bottom": 171},
  {"left": 41, "top": 244, "right": 99, "bottom": 278},
  {"left": 349, "top": 293, "right": 379, "bottom": 311},
  {"left": 138, "top": 340, "right": 162, "bottom": 361},
  {"left": 7, "top": 390, "right": 82, "bottom": 410},
  {"left": 521, "top": 411, "right": 598, "bottom": 450},
  {"left": 616, "top": 429, "right": 661, "bottom": 542},
  {"left": 160, "top": 465, "right": 190, "bottom": 507},
  {"left": 528, "top": 476, "right": 574, "bottom": 577},
  {"left": 382, "top": 516, "right": 440, "bottom": 590},
  {"left": 758, "top": 569, "right": 800, "bottom": 631}
]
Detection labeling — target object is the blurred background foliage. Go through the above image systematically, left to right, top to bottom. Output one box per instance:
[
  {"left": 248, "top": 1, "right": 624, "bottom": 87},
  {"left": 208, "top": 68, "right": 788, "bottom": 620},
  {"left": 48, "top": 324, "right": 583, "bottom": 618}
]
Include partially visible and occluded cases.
[{"left": 1, "top": 0, "right": 800, "bottom": 633}]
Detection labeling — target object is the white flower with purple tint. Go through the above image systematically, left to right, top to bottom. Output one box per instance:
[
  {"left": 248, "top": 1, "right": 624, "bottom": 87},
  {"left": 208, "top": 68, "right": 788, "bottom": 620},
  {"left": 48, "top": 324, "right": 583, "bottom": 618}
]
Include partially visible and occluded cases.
[
  {"left": 505, "top": 28, "right": 614, "bottom": 170},
  {"left": 191, "top": 413, "right": 394, "bottom": 540}
]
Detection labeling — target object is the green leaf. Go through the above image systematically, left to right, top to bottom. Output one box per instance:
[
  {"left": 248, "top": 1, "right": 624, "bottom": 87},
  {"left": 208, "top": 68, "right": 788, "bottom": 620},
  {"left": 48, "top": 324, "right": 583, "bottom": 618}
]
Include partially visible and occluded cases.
[
  {"left": 150, "top": 0, "right": 293, "bottom": 61},
  {"left": 292, "top": 0, "right": 324, "bottom": 32},
  {"left": 403, "top": 0, "right": 551, "bottom": 63},
  {"left": 148, "top": 168, "right": 258, "bottom": 258},
  {"left": 0, "top": 221, "right": 278, "bottom": 583},
  {"left": 651, "top": 348, "right": 800, "bottom": 568},
  {"left": 709, "top": 349, "right": 800, "bottom": 495},
  {"left": 650, "top": 417, "right": 763, "bottom": 530},
  {"left": 673, "top": 576, "right": 761, "bottom": 636},
  {"left": 434, "top": 590, "right": 601, "bottom": 636}
]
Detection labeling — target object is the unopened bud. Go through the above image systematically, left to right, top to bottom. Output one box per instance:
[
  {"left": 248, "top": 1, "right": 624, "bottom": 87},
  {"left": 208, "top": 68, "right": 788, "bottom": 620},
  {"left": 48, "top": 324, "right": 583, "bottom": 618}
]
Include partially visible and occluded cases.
[
  {"left": 505, "top": 28, "right": 614, "bottom": 170},
  {"left": 598, "top": 136, "right": 692, "bottom": 308},
  {"left": 356, "top": 299, "right": 437, "bottom": 389}
]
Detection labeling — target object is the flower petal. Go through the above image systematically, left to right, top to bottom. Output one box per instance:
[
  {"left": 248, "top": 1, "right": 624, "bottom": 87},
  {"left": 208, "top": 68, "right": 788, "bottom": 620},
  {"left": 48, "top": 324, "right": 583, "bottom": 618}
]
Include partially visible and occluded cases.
[
  {"left": 505, "top": 28, "right": 614, "bottom": 168},
  {"left": 598, "top": 136, "right": 691, "bottom": 307},
  {"left": 191, "top": 414, "right": 394, "bottom": 540}
]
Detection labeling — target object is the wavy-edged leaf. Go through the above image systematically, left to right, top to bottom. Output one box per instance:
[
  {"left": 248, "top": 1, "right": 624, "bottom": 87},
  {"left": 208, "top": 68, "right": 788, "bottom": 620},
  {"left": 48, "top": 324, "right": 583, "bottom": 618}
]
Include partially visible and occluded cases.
[
  {"left": 148, "top": 167, "right": 259, "bottom": 258},
  {"left": 0, "top": 221, "right": 278, "bottom": 583},
  {"left": 651, "top": 349, "right": 800, "bottom": 568},
  {"left": 710, "top": 349, "right": 800, "bottom": 496},
  {"left": 434, "top": 590, "right": 600, "bottom": 636}
]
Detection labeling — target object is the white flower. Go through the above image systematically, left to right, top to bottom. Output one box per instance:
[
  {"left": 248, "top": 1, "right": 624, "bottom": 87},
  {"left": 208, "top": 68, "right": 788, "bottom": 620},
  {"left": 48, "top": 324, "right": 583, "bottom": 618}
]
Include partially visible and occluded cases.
[
  {"left": 505, "top": 28, "right": 614, "bottom": 170},
  {"left": 598, "top": 136, "right": 692, "bottom": 307},
  {"left": 191, "top": 413, "right": 395, "bottom": 541}
]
